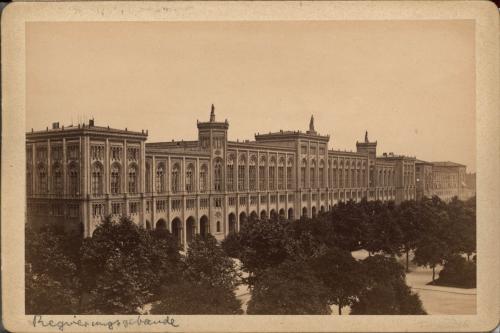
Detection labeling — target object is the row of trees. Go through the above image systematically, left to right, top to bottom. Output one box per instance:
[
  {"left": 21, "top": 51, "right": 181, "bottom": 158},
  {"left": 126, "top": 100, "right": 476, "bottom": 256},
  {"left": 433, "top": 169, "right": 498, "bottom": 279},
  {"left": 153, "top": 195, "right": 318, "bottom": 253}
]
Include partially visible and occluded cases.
[
  {"left": 26, "top": 195, "right": 475, "bottom": 314},
  {"left": 222, "top": 195, "right": 475, "bottom": 313},
  {"left": 26, "top": 217, "right": 242, "bottom": 314}
]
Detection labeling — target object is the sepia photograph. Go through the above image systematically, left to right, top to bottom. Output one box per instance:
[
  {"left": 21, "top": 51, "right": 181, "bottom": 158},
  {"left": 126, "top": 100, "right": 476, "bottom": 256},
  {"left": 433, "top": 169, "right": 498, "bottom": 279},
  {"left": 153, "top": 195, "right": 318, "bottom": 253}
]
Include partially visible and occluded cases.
[{"left": 2, "top": 1, "right": 499, "bottom": 332}]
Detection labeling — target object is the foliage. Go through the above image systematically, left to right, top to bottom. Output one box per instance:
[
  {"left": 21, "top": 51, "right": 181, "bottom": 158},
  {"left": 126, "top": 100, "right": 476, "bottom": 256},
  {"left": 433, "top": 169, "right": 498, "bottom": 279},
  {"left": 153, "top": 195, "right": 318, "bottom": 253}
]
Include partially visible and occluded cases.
[
  {"left": 412, "top": 197, "right": 451, "bottom": 282},
  {"left": 329, "top": 200, "right": 367, "bottom": 251},
  {"left": 79, "top": 216, "right": 158, "bottom": 314},
  {"left": 234, "top": 218, "right": 290, "bottom": 280},
  {"left": 25, "top": 224, "right": 80, "bottom": 314},
  {"left": 149, "top": 228, "right": 184, "bottom": 295},
  {"left": 221, "top": 231, "right": 243, "bottom": 259},
  {"left": 152, "top": 234, "right": 242, "bottom": 314},
  {"left": 183, "top": 234, "right": 240, "bottom": 290},
  {"left": 310, "top": 247, "right": 365, "bottom": 315},
  {"left": 435, "top": 254, "right": 476, "bottom": 288},
  {"left": 350, "top": 255, "right": 426, "bottom": 315},
  {"left": 247, "top": 260, "right": 331, "bottom": 315},
  {"left": 151, "top": 281, "right": 242, "bottom": 315}
]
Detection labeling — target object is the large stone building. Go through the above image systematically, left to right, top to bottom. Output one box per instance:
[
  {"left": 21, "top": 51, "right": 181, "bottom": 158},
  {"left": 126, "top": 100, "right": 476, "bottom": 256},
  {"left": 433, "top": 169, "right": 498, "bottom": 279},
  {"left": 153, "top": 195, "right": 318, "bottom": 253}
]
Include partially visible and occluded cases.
[
  {"left": 26, "top": 106, "right": 470, "bottom": 246},
  {"left": 415, "top": 160, "right": 475, "bottom": 202}
]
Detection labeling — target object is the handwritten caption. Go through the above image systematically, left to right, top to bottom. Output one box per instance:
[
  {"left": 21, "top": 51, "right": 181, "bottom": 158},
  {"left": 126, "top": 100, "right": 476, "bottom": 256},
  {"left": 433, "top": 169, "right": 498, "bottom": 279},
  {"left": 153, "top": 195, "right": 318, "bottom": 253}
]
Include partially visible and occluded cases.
[{"left": 33, "top": 315, "right": 179, "bottom": 331}]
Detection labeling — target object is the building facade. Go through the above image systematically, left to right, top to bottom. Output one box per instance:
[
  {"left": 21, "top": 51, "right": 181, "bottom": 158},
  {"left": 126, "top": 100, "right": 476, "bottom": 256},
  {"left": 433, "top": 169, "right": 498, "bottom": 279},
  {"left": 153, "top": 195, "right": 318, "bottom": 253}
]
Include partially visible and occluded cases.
[{"left": 26, "top": 107, "right": 470, "bottom": 247}]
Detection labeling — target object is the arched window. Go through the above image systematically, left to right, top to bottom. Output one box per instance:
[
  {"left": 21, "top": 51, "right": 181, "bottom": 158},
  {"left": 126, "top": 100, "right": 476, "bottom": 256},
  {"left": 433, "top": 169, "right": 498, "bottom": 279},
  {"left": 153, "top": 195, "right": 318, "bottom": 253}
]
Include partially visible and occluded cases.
[
  {"left": 238, "top": 155, "right": 246, "bottom": 191},
  {"left": 226, "top": 156, "right": 234, "bottom": 191},
  {"left": 249, "top": 156, "right": 257, "bottom": 190},
  {"left": 259, "top": 156, "right": 266, "bottom": 190},
  {"left": 268, "top": 157, "right": 276, "bottom": 190},
  {"left": 278, "top": 157, "right": 285, "bottom": 190},
  {"left": 287, "top": 158, "right": 294, "bottom": 189},
  {"left": 214, "top": 159, "right": 222, "bottom": 191},
  {"left": 300, "top": 159, "right": 307, "bottom": 188},
  {"left": 310, "top": 160, "right": 316, "bottom": 188},
  {"left": 319, "top": 160, "right": 325, "bottom": 188},
  {"left": 333, "top": 161, "right": 338, "bottom": 188},
  {"left": 145, "top": 162, "right": 151, "bottom": 193},
  {"left": 339, "top": 162, "right": 344, "bottom": 187},
  {"left": 68, "top": 163, "right": 79, "bottom": 195},
  {"left": 91, "top": 163, "right": 104, "bottom": 195},
  {"left": 156, "top": 163, "right": 165, "bottom": 193},
  {"left": 171, "top": 163, "right": 180, "bottom": 193},
  {"left": 186, "top": 163, "right": 194, "bottom": 192},
  {"left": 37, "top": 164, "right": 48, "bottom": 193},
  {"left": 52, "top": 164, "right": 63, "bottom": 195},
  {"left": 110, "top": 164, "right": 121, "bottom": 194},
  {"left": 128, "top": 164, "right": 138, "bottom": 193},
  {"left": 200, "top": 164, "right": 208, "bottom": 192},
  {"left": 351, "top": 168, "right": 355, "bottom": 188},
  {"left": 216, "top": 221, "right": 221, "bottom": 233}
]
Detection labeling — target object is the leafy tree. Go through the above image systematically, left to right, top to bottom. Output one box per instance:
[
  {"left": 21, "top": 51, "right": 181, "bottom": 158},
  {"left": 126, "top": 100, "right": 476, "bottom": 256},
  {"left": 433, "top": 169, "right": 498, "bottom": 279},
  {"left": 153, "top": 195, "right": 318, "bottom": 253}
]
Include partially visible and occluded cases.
[
  {"left": 412, "top": 196, "right": 450, "bottom": 282},
  {"left": 445, "top": 197, "right": 476, "bottom": 259},
  {"left": 329, "top": 200, "right": 367, "bottom": 251},
  {"left": 396, "top": 200, "right": 421, "bottom": 272},
  {"left": 364, "top": 202, "right": 403, "bottom": 255},
  {"left": 79, "top": 216, "right": 157, "bottom": 314},
  {"left": 235, "top": 218, "right": 290, "bottom": 282},
  {"left": 25, "top": 224, "right": 80, "bottom": 314},
  {"left": 149, "top": 228, "right": 184, "bottom": 296},
  {"left": 221, "top": 231, "right": 243, "bottom": 259},
  {"left": 152, "top": 234, "right": 242, "bottom": 314},
  {"left": 183, "top": 234, "right": 240, "bottom": 291},
  {"left": 311, "top": 247, "right": 365, "bottom": 315},
  {"left": 351, "top": 255, "right": 426, "bottom": 315},
  {"left": 247, "top": 260, "right": 331, "bottom": 315}
]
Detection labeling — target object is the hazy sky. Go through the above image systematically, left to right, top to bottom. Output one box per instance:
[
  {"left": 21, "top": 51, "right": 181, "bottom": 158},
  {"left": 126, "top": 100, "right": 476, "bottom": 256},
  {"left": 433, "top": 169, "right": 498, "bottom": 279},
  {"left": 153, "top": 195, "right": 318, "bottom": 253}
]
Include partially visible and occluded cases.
[{"left": 26, "top": 20, "right": 476, "bottom": 171}]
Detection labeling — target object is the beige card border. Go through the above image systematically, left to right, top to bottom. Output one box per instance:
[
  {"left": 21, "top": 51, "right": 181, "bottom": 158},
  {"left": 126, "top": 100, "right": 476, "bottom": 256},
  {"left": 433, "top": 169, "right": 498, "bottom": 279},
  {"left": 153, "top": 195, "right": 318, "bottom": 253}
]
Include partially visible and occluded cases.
[{"left": 2, "top": 1, "right": 499, "bottom": 332}]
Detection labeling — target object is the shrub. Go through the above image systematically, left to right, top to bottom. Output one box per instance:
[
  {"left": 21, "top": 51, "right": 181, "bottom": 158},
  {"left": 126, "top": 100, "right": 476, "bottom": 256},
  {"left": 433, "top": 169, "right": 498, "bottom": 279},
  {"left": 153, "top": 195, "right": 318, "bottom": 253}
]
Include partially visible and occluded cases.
[{"left": 434, "top": 254, "right": 476, "bottom": 288}]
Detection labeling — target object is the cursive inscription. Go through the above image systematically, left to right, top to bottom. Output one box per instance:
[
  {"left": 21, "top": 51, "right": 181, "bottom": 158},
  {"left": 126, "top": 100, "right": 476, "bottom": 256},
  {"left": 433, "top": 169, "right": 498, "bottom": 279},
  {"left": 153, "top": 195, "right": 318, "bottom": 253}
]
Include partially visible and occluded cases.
[{"left": 32, "top": 315, "right": 179, "bottom": 331}]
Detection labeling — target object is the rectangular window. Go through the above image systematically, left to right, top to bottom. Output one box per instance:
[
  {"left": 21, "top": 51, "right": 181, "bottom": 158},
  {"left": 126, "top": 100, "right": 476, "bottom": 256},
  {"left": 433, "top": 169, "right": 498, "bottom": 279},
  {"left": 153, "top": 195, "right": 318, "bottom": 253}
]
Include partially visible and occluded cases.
[
  {"left": 301, "top": 145, "right": 307, "bottom": 154},
  {"left": 310, "top": 146, "right": 317, "bottom": 155},
  {"left": 226, "top": 164, "right": 234, "bottom": 191},
  {"left": 287, "top": 166, "right": 293, "bottom": 189},
  {"left": 288, "top": 193, "right": 294, "bottom": 202},
  {"left": 279, "top": 194, "right": 286, "bottom": 203},
  {"left": 302, "top": 194, "right": 308, "bottom": 201},
  {"left": 250, "top": 195, "right": 258, "bottom": 205},
  {"left": 260, "top": 195, "right": 267, "bottom": 204},
  {"left": 270, "top": 195, "right": 277, "bottom": 203},
  {"left": 239, "top": 196, "right": 247, "bottom": 206},
  {"left": 228, "top": 197, "right": 236, "bottom": 206},
  {"left": 186, "top": 198, "right": 196, "bottom": 209},
  {"left": 200, "top": 198, "right": 209, "bottom": 208},
  {"left": 214, "top": 198, "right": 222, "bottom": 208},
  {"left": 172, "top": 199, "right": 182, "bottom": 211},
  {"left": 156, "top": 200, "right": 167, "bottom": 212},
  {"left": 146, "top": 201, "right": 151, "bottom": 213},
  {"left": 129, "top": 202, "right": 138, "bottom": 214},
  {"left": 111, "top": 203, "right": 121, "bottom": 215},
  {"left": 53, "top": 204, "right": 64, "bottom": 216},
  {"left": 92, "top": 204, "right": 104, "bottom": 217}
]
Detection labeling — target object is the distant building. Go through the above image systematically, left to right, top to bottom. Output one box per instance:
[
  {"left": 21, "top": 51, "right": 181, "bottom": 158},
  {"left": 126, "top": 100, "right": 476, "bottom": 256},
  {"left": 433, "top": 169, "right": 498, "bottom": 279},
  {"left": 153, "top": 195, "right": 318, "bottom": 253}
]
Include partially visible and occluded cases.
[
  {"left": 25, "top": 106, "right": 469, "bottom": 247},
  {"left": 416, "top": 160, "right": 474, "bottom": 202}
]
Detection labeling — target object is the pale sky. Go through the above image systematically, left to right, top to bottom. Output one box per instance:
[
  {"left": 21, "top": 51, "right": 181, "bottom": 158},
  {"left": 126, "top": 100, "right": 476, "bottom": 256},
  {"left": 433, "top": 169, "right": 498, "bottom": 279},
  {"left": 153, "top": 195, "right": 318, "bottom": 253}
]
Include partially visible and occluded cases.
[{"left": 26, "top": 20, "right": 476, "bottom": 171}]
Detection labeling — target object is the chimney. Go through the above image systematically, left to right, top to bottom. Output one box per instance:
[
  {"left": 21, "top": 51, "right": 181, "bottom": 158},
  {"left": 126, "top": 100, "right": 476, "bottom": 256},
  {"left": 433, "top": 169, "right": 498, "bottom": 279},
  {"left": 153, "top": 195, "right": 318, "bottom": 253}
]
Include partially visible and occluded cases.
[
  {"left": 89, "top": 119, "right": 94, "bottom": 127},
  {"left": 52, "top": 122, "right": 60, "bottom": 129}
]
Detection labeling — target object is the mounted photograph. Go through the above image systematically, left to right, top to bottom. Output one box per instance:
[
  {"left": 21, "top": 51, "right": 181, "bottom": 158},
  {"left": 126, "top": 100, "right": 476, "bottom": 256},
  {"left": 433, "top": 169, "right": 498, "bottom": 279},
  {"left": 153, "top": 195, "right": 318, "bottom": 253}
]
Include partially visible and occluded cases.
[{"left": 2, "top": 1, "right": 498, "bottom": 332}]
